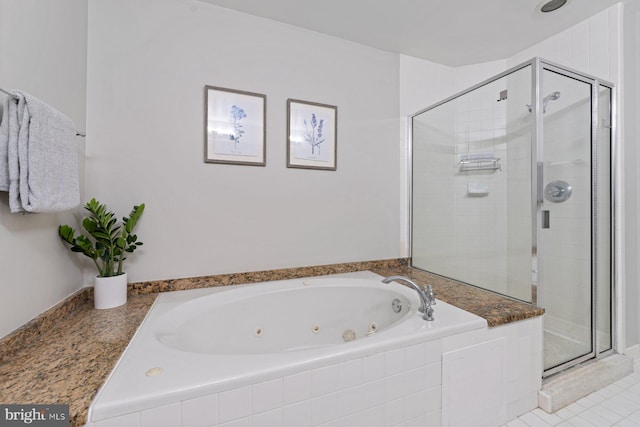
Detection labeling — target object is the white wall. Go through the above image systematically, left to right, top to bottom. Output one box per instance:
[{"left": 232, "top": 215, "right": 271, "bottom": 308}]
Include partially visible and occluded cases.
[
  {"left": 0, "top": 0, "right": 87, "bottom": 338},
  {"left": 86, "top": 0, "right": 401, "bottom": 283}
]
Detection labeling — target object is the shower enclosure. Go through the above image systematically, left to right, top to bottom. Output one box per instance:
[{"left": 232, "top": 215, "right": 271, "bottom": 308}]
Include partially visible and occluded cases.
[{"left": 411, "top": 58, "right": 614, "bottom": 377}]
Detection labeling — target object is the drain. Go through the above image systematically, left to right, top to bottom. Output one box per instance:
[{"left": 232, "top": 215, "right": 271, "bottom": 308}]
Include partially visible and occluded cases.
[
  {"left": 392, "top": 298, "right": 402, "bottom": 313},
  {"left": 311, "top": 324, "right": 321, "bottom": 334},
  {"left": 254, "top": 327, "right": 264, "bottom": 337},
  {"left": 342, "top": 329, "right": 356, "bottom": 342}
]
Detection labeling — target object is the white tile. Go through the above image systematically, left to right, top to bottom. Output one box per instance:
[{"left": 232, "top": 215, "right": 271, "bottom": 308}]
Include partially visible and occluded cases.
[
  {"left": 588, "top": 9, "right": 610, "bottom": 80},
  {"left": 570, "top": 20, "right": 590, "bottom": 72},
  {"left": 424, "top": 339, "right": 442, "bottom": 365},
  {"left": 405, "top": 343, "right": 426, "bottom": 370},
  {"left": 385, "top": 348, "right": 406, "bottom": 376},
  {"left": 362, "top": 353, "right": 385, "bottom": 383},
  {"left": 338, "top": 358, "right": 363, "bottom": 390},
  {"left": 424, "top": 361, "right": 441, "bottom": 389},
  {"left": 312, "top": 365, "right": 339, "bottom": 397},
  {"left": 403, "top": 367, "right": 425, "bottom": 395},
  {"left": 283, "top": 371, "right": 311, "bottom": 405},
  {"left": 613, "top": 376, "right": 637, "bottom": 389},
  {"left": 253, "top": 378, "right": 283, "bottom": 414},
  {"left": 361, "top": 378, "right": 385, "bottom": 409},
  {"left": 600, "top": 381, "right": 624, "bottom": 397},
  {"left": 628, "top": 383, "right": 640, "bottom": 397},
  {"left": 218, "top": 385, "right": 252, "bottom": 423},
  {"left": 337, "top": 385, "right": 362, "bottom": 417},
  {"left": 424, "top": 386, "right": 441, "bottom": 414},
  {"left": 404, "top": 390, "right": 427, "bottom": 420},
  {"left": 589, "top": 390, "right": 611, "bottom": 403},
  {"left": 311, "top": 392, "right": 338, "bottom": 425},
  {"left": 181, "top": 394, "right": 218, "bottom": 427},
  {"left": 601, "top": 394, "right": 640, "bottom": 418},
  {"left": 575, "top": 396, "right": 599, "bottom": 410},
  {"left": 385, "top": 398, "right": 405, "bottom": 426},
  {"left": 283, "top": 401, "right": 311, "bottom": 427},
  {"left": 563, "top": 401, "right": 589, "bottom": 415},
  {"left": 140, "top": 403, "right": 180, "bottom": 427},
  {"left": 361, "top": 406, "right": 385, "bottom": 427},
  {"left": 553, "top": 406, "right": 576, "bottom": 421},
  {"left": 579, "top": 407, "right": 618, "bottom": 427},
  {"left": 252, "top": 408, "right": 282, "bottom": 427},
  {"left": 531, "top": 408, "right": 564, "bottom": 425},
  {"left": 626, "top": 409, "right": 640, "bottom": 423},
  {"left": 335, "top": 412, "right": 363, "bottom": 427},
  {"left": 518, "top": 412, "right": 553, "bottom": 427},
  {"left": 95, "top": 413, "right": 140, "bottom": 427},
  {"left": 406, "top": 414, "right": 427, "bottom": 427},
  {"left": 562, "top": 415, "right": 596, "bottom": 427},
  {"left": 218, "top": 417, "right": 251, "bottom": 427},
  {"left": 615, "top": 417, "right": 640, "bottom": 427},
  {"left": 505, "top": 418, "right": 528, "bottom": 427},
  {"left": 315, "top": 419, "right": 341, "bottom": 427}
]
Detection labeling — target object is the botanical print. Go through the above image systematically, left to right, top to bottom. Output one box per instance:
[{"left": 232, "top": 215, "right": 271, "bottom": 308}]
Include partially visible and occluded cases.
[
  {"left": 206, "top": 91, "right": 261, "bottom": 157},
  {"left": 287, "top": 99, "right": 337, "bottom": 170},
  {"left": 228, "top": 105, "right": 247, "bottom": 150},
  {"left": 291, "top": 106, "right": 332, "bottom": 162},
  {"left": 304, "top": 113, "right": 325, "bottom": 156}
]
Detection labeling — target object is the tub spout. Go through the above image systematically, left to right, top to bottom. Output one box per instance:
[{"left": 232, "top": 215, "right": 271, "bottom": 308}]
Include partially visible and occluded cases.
[{"left": 381, "top": 276, "right": 435, "bottom": 321}]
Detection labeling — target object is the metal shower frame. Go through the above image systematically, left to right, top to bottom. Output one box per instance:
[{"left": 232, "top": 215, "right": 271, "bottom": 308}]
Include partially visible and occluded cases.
[{"left": 408, "top": 57, "right": 617, "bottom": 377}]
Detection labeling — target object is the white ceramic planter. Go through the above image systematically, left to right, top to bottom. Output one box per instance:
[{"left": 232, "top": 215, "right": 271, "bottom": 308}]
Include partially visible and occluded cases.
[{"left": 94, "top": 273, "right": 128, "bottom": 309}]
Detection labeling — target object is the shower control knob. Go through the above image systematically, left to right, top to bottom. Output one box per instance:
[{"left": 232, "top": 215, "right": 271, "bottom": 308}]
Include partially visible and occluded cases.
[{"left": 544, "top": 180, "right": 572, "bottom": 203}]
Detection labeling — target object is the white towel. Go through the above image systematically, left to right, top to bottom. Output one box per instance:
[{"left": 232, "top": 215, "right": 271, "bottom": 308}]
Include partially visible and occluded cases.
[
  {"left": 8, "top": 92, "right": 80, "bottom": 213},
  {"left": 0, "top": 95, "right": 19, "bottom": 192}
]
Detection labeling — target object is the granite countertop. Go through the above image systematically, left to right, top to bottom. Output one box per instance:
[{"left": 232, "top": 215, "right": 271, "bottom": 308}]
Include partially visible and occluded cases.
[{"left": 0, "top": 262, "right": 543, "bottom": 426}]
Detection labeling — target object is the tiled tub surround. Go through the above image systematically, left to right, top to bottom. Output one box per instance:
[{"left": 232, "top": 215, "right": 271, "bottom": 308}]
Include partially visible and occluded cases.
[{"left": 0, "top": 260, "right": 544, "bottom": 426}]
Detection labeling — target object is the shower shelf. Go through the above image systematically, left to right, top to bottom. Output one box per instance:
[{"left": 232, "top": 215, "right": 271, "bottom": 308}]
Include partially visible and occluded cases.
[{"left": 458, "top": 157, "right": 502, "bottom": 172}]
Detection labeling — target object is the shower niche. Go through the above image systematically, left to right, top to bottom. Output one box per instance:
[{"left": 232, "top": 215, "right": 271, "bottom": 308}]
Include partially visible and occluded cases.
[{"left": 411, "top": 58, "right": 614, "bottom": 377}]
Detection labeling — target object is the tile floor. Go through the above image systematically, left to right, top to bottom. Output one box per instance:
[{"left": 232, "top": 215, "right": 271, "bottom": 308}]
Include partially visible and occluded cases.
[{"left": 503, "top": 357, "right": 640, "bottom": 426}]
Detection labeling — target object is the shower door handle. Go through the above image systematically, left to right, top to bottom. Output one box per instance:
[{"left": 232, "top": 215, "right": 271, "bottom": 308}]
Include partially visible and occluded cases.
[{"left": 542, "top": 210, "right": 550, "bottom": 229}]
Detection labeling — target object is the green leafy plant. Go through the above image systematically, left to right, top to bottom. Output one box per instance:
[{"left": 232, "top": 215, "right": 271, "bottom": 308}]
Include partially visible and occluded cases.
[{"left": 59, "top": 198, "right": 145, "bottom": 277}]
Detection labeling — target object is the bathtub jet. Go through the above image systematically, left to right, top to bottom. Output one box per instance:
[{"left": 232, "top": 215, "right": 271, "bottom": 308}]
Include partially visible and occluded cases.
[{"left": 381, "top": 275, "right": 435, "bottom": 321}]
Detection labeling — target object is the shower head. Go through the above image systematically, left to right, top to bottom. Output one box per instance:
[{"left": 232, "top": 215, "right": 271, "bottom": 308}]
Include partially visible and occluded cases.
[
  {"left": 526, "top": 91, "right": 561, "bottom": 113},
  {"left": 543, "top": 91, "right": 561, "bottom": 112},
  {"left": 546, "top": 91, "right": 561, "bottom": 102}
]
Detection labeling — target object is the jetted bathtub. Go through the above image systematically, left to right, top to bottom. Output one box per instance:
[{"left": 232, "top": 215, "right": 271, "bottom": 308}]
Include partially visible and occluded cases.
[{"left": 87, "top": 271, "right": 487, "bottom": 426}]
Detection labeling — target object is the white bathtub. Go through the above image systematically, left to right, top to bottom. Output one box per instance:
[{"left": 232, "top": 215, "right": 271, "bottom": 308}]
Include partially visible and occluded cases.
[{"left": 88, "top": 271, "right": 487, "bottom": 426}]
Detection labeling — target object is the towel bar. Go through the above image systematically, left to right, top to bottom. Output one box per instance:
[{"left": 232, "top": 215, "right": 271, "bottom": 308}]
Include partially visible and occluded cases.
[{"left": 1, "top": 87, "right": 86, "bottom": 137}]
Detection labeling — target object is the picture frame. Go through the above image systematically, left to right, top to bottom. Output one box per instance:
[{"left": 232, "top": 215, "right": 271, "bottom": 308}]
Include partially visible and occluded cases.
[
  {"left": 204, "top": 85, "right": 266, "bottom": 166},
  {"left": 287, "top": 99, "right": 337, "bottom": 170}
]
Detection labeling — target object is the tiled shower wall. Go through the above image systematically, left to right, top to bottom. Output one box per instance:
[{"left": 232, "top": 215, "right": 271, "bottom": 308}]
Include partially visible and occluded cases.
[{"left": 413, "top": 74, "right": 532, "bottom": 299}]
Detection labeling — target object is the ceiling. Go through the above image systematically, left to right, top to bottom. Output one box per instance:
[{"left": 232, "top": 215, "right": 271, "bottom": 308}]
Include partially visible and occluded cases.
[{"left": 198, "top": 0, "right": 622, "bottom": 66}]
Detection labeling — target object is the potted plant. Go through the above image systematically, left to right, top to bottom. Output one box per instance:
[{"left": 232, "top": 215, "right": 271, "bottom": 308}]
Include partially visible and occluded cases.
[{"left": 59, "top": 198, "right": 145, "bottom": 309}]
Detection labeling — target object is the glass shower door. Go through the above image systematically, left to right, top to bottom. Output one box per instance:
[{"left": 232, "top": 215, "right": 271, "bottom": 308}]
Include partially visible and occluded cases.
[{"left": 539, "top": 67, "right": 604, "bottom": 374}]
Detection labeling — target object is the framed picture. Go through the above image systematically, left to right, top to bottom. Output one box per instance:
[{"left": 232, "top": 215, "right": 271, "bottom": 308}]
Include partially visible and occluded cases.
[
  {"left": 204, "top": 85, "right": 266, "bottom": 166},
  {"left": 287, "top": 99, "right": 337, "bottom": 170}
]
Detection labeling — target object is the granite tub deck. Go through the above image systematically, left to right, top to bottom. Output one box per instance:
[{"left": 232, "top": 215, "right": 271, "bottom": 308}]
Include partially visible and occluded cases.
[{"left": 0, "top": 261, "right": 543, "bottom": 427}]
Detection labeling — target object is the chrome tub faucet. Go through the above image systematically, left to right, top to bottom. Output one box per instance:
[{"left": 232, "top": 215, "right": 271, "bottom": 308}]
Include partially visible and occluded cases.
[{"left": 382, "top": 275, "right": 435, "bottom": 321}]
